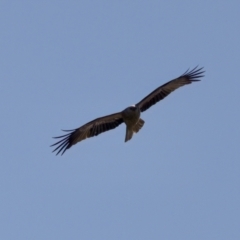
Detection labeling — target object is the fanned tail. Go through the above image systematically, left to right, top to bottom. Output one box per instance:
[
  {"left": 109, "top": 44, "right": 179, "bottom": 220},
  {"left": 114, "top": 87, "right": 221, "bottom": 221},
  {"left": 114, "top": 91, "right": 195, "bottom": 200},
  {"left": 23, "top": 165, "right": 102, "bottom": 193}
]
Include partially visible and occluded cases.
[
  {"left": 125, "top": 118, "right": 145, "bottom": 142},
  {"left": 132, "top": 118, "right": 145, "bottom": 133}
]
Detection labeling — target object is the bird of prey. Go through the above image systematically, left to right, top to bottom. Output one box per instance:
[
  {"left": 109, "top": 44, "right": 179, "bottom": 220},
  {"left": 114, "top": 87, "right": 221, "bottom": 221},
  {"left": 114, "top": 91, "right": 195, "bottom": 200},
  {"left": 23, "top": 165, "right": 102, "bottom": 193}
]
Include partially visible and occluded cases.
[{"left": 51, "top": 66, "right": 204, "bottom": 155}]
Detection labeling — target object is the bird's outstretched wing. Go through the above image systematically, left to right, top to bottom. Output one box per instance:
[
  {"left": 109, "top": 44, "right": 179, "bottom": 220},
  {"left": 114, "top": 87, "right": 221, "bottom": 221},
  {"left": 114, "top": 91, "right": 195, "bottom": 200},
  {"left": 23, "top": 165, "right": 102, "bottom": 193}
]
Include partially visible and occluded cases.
[
  {"left": 136, "top": 66, "right": 205, "bottom": 112},
  {"left": 51, "top": 112, "right": 123, "bottom": 155}
]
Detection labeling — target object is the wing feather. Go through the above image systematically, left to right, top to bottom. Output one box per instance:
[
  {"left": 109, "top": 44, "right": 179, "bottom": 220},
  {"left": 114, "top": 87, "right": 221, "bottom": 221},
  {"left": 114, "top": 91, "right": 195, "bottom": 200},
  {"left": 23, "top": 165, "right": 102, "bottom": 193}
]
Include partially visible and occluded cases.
[
  {"left": 136, "top": 66, "right": 204, "bottom": 112},
  {"left": 51, "top": 112, "right": 123, "bottom": 155}
]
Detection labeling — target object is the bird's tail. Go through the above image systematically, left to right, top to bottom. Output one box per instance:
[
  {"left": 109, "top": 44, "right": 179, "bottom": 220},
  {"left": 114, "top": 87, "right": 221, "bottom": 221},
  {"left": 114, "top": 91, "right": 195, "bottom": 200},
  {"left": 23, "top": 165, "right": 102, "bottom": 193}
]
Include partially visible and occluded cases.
[
  {"left": 125, "top": 118, "right": 145, "bottom": 142},
  {"left": 132, "top": 118, "right": 145, "bottom": 133},
  {"left": 125, "top": 128, "right": 134, "bottom": 142}
]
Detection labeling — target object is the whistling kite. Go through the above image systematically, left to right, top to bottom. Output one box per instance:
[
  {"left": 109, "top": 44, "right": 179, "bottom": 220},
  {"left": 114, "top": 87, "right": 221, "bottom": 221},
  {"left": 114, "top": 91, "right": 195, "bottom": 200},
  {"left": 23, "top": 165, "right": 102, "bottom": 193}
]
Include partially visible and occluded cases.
[{"left": 51, "top": 66, "right": 204, "bottom": 155}]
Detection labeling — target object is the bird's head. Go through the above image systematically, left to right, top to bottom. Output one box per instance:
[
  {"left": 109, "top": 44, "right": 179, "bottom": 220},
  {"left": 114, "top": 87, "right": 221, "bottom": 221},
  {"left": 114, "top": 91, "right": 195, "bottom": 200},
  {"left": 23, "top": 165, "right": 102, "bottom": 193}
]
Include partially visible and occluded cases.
[
  {"left": 122, "top": 105, "right": 140, "bottom": 116},
  {"left": 128, "top": 105, "right": 137, "bottom": 111}
]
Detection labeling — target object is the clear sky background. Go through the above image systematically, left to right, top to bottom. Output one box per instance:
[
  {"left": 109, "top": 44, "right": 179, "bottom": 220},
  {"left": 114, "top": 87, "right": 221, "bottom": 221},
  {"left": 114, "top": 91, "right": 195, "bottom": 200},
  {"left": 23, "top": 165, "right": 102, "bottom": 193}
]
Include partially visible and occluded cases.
[{"left": 1, "top": 1, "right": 240, "bottom": 239}]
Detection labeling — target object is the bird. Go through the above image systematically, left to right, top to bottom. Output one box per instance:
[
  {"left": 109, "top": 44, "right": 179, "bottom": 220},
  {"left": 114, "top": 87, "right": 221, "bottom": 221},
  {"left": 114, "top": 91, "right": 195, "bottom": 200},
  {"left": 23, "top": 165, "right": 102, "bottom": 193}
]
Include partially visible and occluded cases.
[{"left": 51, "top": 66, "right": 204, "bottom": 155}]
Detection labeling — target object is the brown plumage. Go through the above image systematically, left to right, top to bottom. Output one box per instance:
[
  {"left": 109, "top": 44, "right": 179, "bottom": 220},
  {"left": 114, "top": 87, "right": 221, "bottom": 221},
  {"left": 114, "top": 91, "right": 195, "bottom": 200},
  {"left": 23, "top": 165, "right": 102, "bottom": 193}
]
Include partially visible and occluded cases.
[{"left": 51, "top": 66, "right": 204, "bottom": 155}]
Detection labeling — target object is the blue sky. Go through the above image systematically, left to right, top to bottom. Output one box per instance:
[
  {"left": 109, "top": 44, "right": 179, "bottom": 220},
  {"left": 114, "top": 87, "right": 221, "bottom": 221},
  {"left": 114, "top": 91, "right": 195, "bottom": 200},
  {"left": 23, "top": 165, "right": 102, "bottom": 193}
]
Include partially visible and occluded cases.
[{"left": 1, "top": 1, "right": 240, "bottom": 239}]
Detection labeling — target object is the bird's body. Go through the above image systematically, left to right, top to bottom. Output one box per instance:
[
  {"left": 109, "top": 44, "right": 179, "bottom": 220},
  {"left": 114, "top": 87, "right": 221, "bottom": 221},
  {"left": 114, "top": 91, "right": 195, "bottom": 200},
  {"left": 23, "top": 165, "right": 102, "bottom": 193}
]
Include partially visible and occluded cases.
[
  {"left": 51, "top": 66, "right": 205, "bottom": 155},
  {"left": 121, "top": 105, "right": 144, "bottom": 142},
  {"left": 122, "top": 106, "right": 140, "bottom": 127}
]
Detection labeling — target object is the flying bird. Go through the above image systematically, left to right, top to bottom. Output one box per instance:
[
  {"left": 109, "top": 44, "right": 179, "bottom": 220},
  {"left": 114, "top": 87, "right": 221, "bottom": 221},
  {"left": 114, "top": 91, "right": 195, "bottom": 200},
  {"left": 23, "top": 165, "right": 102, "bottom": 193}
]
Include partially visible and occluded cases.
[{"left": 51, "top": 66, "right": 204, "bottom": 155}]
